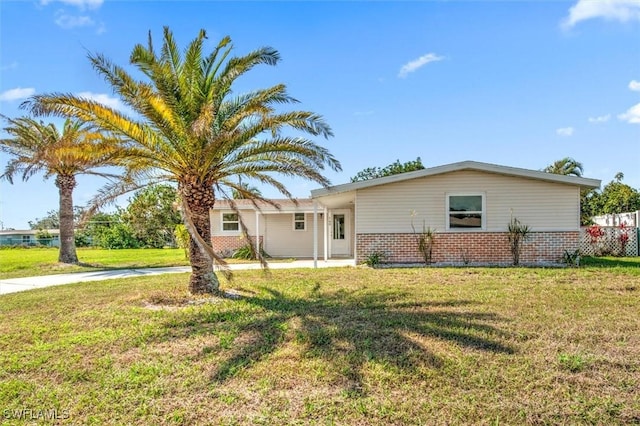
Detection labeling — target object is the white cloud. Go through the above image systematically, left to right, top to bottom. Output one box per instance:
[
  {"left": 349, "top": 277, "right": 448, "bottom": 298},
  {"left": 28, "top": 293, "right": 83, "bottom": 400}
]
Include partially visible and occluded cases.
[
  {"left": 41, "top": 0, "right": 103, "bottom": 10},
  {"left": 562, "top": 0, "right": 640, "bottom": 29},
  {"left": 54, "top": 12, "right": 94, "bottom": 29},
  {"left": 398, "top": 53, "right": 443, "bottom": 78},
  {"left": 629, "top": 80, "right": 640, "bottom": 91},
  {"left": 0, "top": 87, "right": 36, "bottom": 102},
  {"left": 76, "top": 92, "right": 128, "bottom": 112},
  {"left": 618, "top": 102, "right": 640, "bottom": 123},
  {"left": 588, "top": 114, "right": 611, "bottom": 123},
  {"left": 556, "top": 127, "right": 575, "bottom": 136}
]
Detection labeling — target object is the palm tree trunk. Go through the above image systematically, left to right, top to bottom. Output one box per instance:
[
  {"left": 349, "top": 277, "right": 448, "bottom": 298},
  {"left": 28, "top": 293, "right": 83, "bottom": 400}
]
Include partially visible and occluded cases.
[
  {"left": 56, "top": 174, "right": 78, "bottom": 264},
  {"left": 180, "top": 179, "right": 220, "bottom": 294}
]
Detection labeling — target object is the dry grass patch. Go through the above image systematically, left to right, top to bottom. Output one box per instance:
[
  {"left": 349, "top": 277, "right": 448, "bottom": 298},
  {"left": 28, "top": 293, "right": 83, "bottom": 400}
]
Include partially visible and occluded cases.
[{"left": 0, "top": 267, "right": 639, "bottom": 424}]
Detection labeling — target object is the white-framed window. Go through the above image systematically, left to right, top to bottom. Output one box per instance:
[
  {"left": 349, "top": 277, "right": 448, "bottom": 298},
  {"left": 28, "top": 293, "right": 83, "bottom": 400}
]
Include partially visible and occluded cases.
[
  {"left": 446, "top": 193, "right": 485, "bottom": 230},
  {"left": 221, "top": 212, "right": 240, "bottom": 232},
  {"left": 293, "top": 212, "right": 306, "bottom": 231}
]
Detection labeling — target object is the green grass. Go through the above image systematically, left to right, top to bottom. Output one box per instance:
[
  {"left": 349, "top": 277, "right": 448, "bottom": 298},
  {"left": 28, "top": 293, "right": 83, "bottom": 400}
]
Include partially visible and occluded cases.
[
  {"left": 0, "top": 247, "right": 190, "bottom": 279},
  {"left": 0, "top": 247, "right": 294, "bottom": 279},
  {"left": 579, "top": 256, "right": 640, "bottom": 268},
  {"left": 1, "top": 267, "right": 639, "bottom": 424}
]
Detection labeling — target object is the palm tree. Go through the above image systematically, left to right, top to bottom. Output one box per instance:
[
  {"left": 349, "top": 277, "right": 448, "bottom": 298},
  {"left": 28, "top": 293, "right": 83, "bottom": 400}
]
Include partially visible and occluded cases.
[
  {"left": 24, "top": 27, "right": 341, "bottom": 294},
  {"left": 0, "top": 116, "right": 123, "bottom": 263},
  {"left": 543, "top": 157, "right": 584, "bottom": 177},
  {"left": 232, "top": 180, "right": 262, "bottom": 199}
]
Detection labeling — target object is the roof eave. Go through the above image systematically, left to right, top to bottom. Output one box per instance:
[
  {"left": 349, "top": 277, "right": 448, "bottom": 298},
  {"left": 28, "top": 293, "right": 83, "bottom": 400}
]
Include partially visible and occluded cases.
[{"left": 311, "top": 161, "right": 601, "bottom": 197}]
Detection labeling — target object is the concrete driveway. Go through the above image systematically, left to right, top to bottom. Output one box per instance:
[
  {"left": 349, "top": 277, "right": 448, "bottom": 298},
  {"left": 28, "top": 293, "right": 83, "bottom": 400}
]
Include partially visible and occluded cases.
[{"left": 0, "top": 259, "right": 355, "bottom": 295}]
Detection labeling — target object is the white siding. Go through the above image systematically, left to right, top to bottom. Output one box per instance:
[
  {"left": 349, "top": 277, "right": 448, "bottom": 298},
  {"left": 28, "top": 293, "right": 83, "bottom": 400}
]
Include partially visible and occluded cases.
[
  {"left": 356, "top": 170, "right": 580, "bottom": 233},
  {"left": 210, "top": 210, "right": 325, "bottom": 257},
  {"left": 210, "top": 210, "right": 265, "bottom": 236},
  {"left": 263, "top": 213, "right": 325, "bottom": 258}
]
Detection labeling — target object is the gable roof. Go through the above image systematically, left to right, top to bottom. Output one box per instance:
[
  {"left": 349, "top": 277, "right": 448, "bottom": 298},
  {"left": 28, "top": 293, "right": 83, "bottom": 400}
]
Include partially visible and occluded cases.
[{"left": 311, "top": 160, "right": 601, "bottom": 198}]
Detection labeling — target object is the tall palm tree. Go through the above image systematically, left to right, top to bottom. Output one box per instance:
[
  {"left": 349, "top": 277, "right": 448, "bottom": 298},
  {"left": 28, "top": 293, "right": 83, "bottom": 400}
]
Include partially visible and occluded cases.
[
  {"left": 24, "top": 27, "right": 341, "bottom": 294},
  {"left": 0, "top": 116, "right": 123, "bottom": 263},
  {"left": 543, "top": 157, "right": 584, "bottom": 177},
  {"left": 232, "top": 180, "right": 262, "bottom": 199}
]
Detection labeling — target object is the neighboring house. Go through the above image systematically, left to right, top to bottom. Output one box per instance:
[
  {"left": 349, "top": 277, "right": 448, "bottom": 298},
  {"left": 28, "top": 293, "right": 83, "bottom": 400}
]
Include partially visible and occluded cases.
[
  {"left": 211, "top": 161, "right": 601, "bottom": 265},
  {"left": 0, "top": 229, "right": 60, "bottom": 247}
]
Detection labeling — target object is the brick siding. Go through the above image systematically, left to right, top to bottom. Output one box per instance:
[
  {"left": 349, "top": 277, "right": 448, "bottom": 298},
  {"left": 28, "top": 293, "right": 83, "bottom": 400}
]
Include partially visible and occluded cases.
[
  {"left": 356, "top": 231, "right": 579, "bottom": 265},
  {"left": 212, "top": 235, "right": 263, "bottom": 256}
]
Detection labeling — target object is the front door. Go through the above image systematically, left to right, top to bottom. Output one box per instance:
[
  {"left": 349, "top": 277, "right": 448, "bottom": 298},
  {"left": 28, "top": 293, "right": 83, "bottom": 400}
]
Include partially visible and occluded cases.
[{"left": 331, "top": 209, "right": 350, "bottom": 257}]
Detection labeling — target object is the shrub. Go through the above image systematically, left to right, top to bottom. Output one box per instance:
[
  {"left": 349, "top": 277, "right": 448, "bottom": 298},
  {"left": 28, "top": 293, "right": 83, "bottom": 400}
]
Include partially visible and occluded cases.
[
  {"left": 411, "top": 212, "right": 436, "bottom": 265},
  {"left": 507, "top": 217, "right": 531, "bottom": 266},
  {"left": 617, "top": 223, "right": 631, "bottom": 257},
  {"left": 97, "top": 224, "right": 139, "bottom": 249},
  {"left": 174, "top": 224, "right": 190, "bottom": 259},
  {"left": 35, "top": 229, "right": 53, "bottom": 246},
  {"left": 74, "top": 230, "right": 92, "bottom": 247},
  {"left": 232, "top": 244, "right": 269, "bottom": 260},
  {"left": 562, "top": 249, "right": 581, "bottom": 267},
  {"left": 364, "top": 251, "right": 385, "bottom": 268}
]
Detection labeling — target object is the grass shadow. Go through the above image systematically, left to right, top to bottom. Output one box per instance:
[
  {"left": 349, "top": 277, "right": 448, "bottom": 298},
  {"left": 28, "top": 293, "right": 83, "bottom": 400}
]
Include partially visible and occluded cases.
[
  {"left": 580, "top": 256, "right": 640, "bottom": 268},
  {"left": 155, "top": 282, "right": 515, "bottom": 393}
]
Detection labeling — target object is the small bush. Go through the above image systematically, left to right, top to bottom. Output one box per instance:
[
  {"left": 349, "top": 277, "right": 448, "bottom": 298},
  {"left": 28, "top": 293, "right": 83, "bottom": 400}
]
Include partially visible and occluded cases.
[
  {"left": 411, "top": 217, "right": 436, "bottom": 264},
  {"left": 507, "top": 217, "right": 531, "bottom": 266},
  {"left": 174, "top": 224, "right": 190, "bottom": 259},
  {"left": 35, "top": 230, "right": 53, "bottom": 246},
  {"left": 74, "top": 231, "right": 92, "bottom": 247},
  {"left": 232, "top": 244, "right": 269, "bottom": 260},
  {"left": 562, "top": 249, "right": 581, "bottom": 267},
  {"left": 364, "top": 251, "right": 385, "bottom": 268}
]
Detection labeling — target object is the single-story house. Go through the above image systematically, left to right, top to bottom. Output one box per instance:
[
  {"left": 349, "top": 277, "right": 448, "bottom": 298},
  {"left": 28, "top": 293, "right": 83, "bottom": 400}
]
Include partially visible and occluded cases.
[
  {"left": 210, "top": 160, "right": 601, "bottom": 265},
  {"left": 0, "top": 229, "right": 61, "bottom": 247}
]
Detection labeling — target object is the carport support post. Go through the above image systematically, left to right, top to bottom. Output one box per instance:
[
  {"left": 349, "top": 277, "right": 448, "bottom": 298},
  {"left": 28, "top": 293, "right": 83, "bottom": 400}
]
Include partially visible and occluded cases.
[
  {"left": 313, "top": 201, "right": 318, "bottom": 268},
  {"left": 323, "top": 206, "right": 328, "bottom": 261},
  {"left": 255, "top": 211, "right": 260, "bottom": 257}
]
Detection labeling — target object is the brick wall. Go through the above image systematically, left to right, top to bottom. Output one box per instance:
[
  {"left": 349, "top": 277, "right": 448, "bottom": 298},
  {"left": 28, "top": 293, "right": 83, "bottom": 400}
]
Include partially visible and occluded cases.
[
  {"left": 356, "top": 231, "right": 579, "bottom": 265},
  {"left": 212, "top": 235, "right": 263, "bottom": 256}
]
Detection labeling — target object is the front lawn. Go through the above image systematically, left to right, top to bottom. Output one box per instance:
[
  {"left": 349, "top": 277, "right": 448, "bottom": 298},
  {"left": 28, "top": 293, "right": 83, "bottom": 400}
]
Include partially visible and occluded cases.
[
  {"left": 0, "top": 247, "right": 190, "bottom": 279},
  {"left": 0, "top": 247, "right": 295, "bottom": 279},
  {"left": 1, "top": 267, "right": 638, "bottom": 424}
]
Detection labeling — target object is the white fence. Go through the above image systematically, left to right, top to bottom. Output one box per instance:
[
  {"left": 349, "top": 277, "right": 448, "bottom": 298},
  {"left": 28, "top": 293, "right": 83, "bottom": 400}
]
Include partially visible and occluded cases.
[
  {"left": 592, "top": 211, "right": 639, "bottom": 227},
  {"left": 579, "top": 225, "right": 639, "bottom": 257}
]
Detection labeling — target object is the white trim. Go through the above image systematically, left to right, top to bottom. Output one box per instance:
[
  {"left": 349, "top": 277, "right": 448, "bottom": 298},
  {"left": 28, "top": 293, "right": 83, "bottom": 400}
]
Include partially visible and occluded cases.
[
  {"left": 353, "top": 193, "right": 358, "bottom": 262},
  {"left": 445, "top": 193, "right": 486, "bottom": 231},
  {"left": 313, "top": 202, "right": 318, "bottom": 268},
  {"left": 323, "top": 206, "right": 328, "bottom": 261},
  {"left": 330, "top": 209, "right": 351, "bottom": 256},
  {"left": 220, "top": 211, "right": 240, "bottom": 233},
  {"left": 255, "top": 211, "right": 260, "bottom": 255},
  {"left": 293, "top": 212, "right": 306, "bottom": 231}
]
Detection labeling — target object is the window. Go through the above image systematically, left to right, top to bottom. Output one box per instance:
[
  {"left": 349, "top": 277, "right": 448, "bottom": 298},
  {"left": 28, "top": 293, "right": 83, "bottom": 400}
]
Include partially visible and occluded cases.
[
  {"left": 447, "top": 194, "right": 484, "bottom": 230},
  {"left": 222, "top": 213, "right": 239, "bottom": 231},
  {"left": 293, "top": 213, "right": 306, "bottom": 231},
  {"left": 333, "top": 214, "right": 345, "bottom": 239},
  {"left": 22, "top": 235, "right": 31, "bottom": 244}
]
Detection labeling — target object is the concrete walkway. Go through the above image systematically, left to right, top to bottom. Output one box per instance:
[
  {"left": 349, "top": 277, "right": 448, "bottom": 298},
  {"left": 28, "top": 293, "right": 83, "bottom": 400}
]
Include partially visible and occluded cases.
[{"left": 0, "top": 259, "right": 355, "bottom": 296}]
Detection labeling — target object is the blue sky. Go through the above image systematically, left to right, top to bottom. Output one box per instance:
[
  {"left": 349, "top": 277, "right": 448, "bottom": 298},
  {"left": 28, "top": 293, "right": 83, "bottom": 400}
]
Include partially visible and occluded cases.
[{"left": 1, "top": 0, "right": 639, "bottom": 230}]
